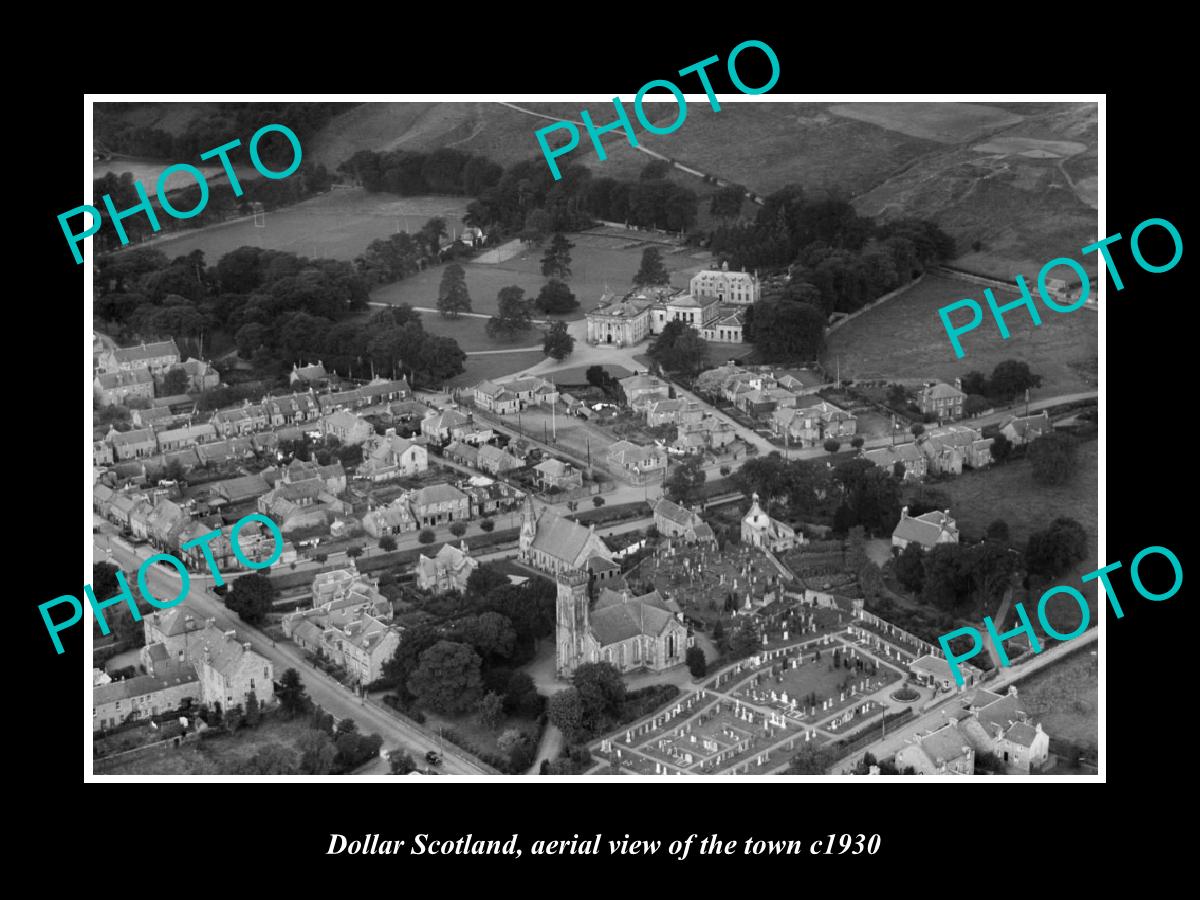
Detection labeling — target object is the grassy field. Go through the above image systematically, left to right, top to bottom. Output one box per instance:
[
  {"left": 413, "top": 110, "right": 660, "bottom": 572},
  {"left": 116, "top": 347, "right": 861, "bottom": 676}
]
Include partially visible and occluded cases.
[
  {"left": 101, "top": 100, "right": 1097, "bottom": 281},
  {"left": 828, "top": 103, "right": 1024, "bottom": 143},
  {"left": 156, "top": 188, "right": 472, "bottom": 263},
  {"left": 372, "top": 228, "right": 705, "bottom": 320},
  {"left": 825, "top": 274, "right": 1097, "bottom": 396},
  {"left": 917, "top": 439, "right": 1099, "bottom": 644},
  {"left": 1010, "top": 647, "right": 1098, "bottom": 753},
  {"left": 99, "top": 717, "right": 319, "bottom": 775}
]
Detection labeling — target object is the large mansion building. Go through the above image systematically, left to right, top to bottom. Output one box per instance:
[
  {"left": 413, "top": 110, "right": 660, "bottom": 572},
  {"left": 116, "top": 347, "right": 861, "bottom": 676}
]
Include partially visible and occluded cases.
[{"left": 585, "top": 263, "right": 756, "bottom": 348}]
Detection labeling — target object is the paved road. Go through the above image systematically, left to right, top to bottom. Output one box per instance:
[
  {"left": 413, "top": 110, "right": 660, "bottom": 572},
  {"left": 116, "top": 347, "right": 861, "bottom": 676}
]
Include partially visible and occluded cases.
[{"left": 93, "top": 532, "right": 491, "bottom": 776}]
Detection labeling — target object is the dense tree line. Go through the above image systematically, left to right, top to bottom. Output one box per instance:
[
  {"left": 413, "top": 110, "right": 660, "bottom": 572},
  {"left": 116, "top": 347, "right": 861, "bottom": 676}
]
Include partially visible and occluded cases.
[
  {"left": 96, "top": 102, "right": 355, "bottom": 167},
  {"left": 341, "top": 149, "right": 700, "bottom": 237},
  {"left": 712, "top": 186, "right": 954, "bottom": 327},
  {"left": 94, "top": 243, "right": 466, "bottom": 388}
]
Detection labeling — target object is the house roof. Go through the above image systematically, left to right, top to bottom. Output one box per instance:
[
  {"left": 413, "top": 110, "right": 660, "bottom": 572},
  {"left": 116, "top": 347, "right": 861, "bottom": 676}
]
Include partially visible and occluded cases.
[
  {"left": 111, "top": 340, "right": 180, "bottom": 364},
  {"left": 96, "top": 369, "right": 154, "bottom": 389},
  {"left": 618, "top": 374, "right": 668, "bottom": 392},
  {"left": 924, "top": 382, "right": 965, "bottom": 400},
  {"left": 424, "top": 409, "right": 469, "bottom": 431},
  {"left": 109, "top": 428, "right": 156, "bottom": 447},
  {"left": 477, "top": 444, "right": 519, "bottom": 468},
  {"left": 534, "top": 458, "right": 574, "bottom": 477},
  {"left": 212, "top": 474, "right": 270, "bottom": 502},
  {"left": 413, "top": 483, "right": 467, "bottom": 506},
  {"left": 94, "top": 670, "right": 198, "bottom": 705},
  {"left": 913, "top": 722, "right": 973, "bottom": 766},
  {"left": 1004, "top": 722, "right": 1039, "bottom": 747}
]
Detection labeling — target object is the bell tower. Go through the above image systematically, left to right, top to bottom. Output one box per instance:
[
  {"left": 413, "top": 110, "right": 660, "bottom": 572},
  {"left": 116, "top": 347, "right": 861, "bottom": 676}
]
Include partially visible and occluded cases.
[{"left": 556, "top": 568, "right": 590, "bottom": 678}]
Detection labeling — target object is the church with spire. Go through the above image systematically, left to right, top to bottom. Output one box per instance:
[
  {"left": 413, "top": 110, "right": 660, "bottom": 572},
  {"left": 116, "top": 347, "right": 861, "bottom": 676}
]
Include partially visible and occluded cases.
[{"left": 518, "top": 493, "right": 614, "bottom": 576}]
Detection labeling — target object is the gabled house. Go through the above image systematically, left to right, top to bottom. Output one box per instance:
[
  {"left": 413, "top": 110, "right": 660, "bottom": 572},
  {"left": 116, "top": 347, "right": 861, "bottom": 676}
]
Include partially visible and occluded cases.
[
  {"left": 94, "top": 369, "right": 154, "bottom": 407},
  {"left": 618, "top": 374, "right": 671, "bottom": 409},
  {"left": 474, "top": 380, "right": 521, "bottom": 415},
  {"left": 918, "top": 381, "right": 966, "bottom": 422},
  {"left": 421, "top": 408, "right": 471, "bottom": 444},
  {"left": 322, "top": 410, "right": 372, "bottom": 446},
  {"left": 1000, "top": 411, "right": 1051, "bottom": 446},
  {"left": 107, "top": 427, "right": 157, "bottom": 461},
  {"left": 357, "top": 430, "right": 428, "bottom": 481},
  {"left": 608, "top": 440, "right": 668, "bottom": 481},
  {"left": 475, "top": 443, "right": 523, "bottom": 476},
  {"left": 410, "top": 483, "right": 470, "bottom": 526},
  {"left": 741, "top": 493, "right": 798, "bottom": 553},
  {"left": 652, "top": 498, "right": 716, "bottom": 547},
  {"left": 892, "top": 506, "right": 958, "bottom": 552},
  {"left": 416, "top": 541, "right": 478, "bottom": 593}
]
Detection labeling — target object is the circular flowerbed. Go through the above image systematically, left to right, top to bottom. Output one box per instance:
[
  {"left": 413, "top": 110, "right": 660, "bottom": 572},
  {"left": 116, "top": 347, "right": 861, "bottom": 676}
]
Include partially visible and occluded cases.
[{"left": 891, "top": 686, "right": 920, "bottom": 703}]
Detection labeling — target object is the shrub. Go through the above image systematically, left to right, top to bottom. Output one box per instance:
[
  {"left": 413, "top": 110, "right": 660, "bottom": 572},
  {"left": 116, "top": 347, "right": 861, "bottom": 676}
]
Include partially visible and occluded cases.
[
  {"left": 823, "top": 439, "right": 841, "bottom": 453},
  {"left": 719, "top": 465, "right": 731, "bottom": 476},
  {"left": 592, "top": 496, "right": 605, "bottom": 507},
  {"left": 480, "top": 518, "right": 495, "bottom": 532},
  {"left": 449, "top": 521, "right": 467, "bottom": 537},
  {"left": 418, "top": 529, "right": 436, "bottom": 544},
  {"left": 378, "top": 535, "right": 397, "bottom": 552}
]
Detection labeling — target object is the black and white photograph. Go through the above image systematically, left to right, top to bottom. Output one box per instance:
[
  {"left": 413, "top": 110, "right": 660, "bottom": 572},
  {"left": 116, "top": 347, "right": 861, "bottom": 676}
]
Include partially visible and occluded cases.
[{"left": 77, "top": 92, "right": 1108, "bottom": 782}]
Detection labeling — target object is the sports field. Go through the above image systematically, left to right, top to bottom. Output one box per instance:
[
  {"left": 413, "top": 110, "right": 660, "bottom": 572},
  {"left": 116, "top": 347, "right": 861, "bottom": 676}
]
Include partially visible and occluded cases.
[
  {"left": 155, "top": 188, "right": 472, "bottom": 263},
  {"left": 824, "top": 274, "right": 1097, "bottom": 397}
]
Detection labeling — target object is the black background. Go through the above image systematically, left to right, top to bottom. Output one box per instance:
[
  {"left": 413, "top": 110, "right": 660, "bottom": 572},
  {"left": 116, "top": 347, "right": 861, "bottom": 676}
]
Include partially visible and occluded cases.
[{"left": 17, "top": 24, "right": 1186, "bottom": 883}]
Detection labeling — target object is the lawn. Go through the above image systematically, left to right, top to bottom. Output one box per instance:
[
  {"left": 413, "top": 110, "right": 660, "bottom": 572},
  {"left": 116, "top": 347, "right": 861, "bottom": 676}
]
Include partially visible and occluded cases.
[
  {"left": 156, "top": 188, "right": 473, "bottom": 263},
  {"left": 370, "top": 227, "right": 705, "bottom": 321},
  {"left": 825, "top": 274, "right": 1097, "bottom": 396},
  {"left": 919, "top": 439, "right": 1099, "bottom": 644},
  {"left": 924, "top": 439, "right": 1098, "bottom": 551},
  {"left": 1009, "top": 646, "right": 1098, "bottom": 754}
]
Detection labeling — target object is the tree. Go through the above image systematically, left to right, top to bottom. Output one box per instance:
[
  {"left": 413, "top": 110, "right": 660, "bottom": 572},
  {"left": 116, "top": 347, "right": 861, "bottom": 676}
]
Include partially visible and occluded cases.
[
  {"left": 640, "top": 159, "right": 671, "bottom": 180},
  {"left": 710, "top": 185, "right": 744, "bottom": 221},
  {"left": 418, "top": 217, "right": 448, "bottom": 257},
  {"left": 541, "top": 233, "right": 574, "bottom": 280},
  {"left": 633, "top": 247, "right": 670, "bottom": 286},
  {"left": 436, "top": 263, "right": 472, "bottom": 319},
  {"left": 535, "top": 279, "right": 579, "bottom": 315},
  {"left": 486, "top": 286, "right": 533, "bottom": 340},
  {"left": 748, "top": 297, "right": 826, "bottom": 361},
  {"left": 542, "top": 319, "right": 575, "bottom": 360},
  {"left": 649, "top": 320, "right": 707, "bottom": 375},
  {"left": 989, "top": 359, "right": 1042, "bottom": 401},
  {"left": 163, "top": 367, "right": 190, "bottom": 395},
  {"left": 961, "top": 371, "right": 989, "bottom": 396},
  {"left": 963, "top": 394, "right": 990, "bottom": 417},
  {"left": 911, "top": 423, "right": 925, "bottom": 439},
  {"left": 989, "top": 431, "right": 1013, "bottom": 464},
  {"left": 1029, "top": 432, "right": 1077, "bottom": 485},
  {"left": 850, "top": 436, "right": 865, "bottom": 449},
  {"left": 823, "top": 438, "right": 841, "bottom": 453},
  {"left": 665, "top": 456, "right": 707, "bottom": 505},
  {"left": 592, "top": 495, "right": 605, "bottom": 508},
  {"left": 480, "top": 518, "right": 495, "bottom": 533},
  {"left": 1025, "top": 518, "right": 1088, "bottom": 578},
  {"left": 986, "top": 519, "right": 1011, "bottom": 543},
  {"left": 450, "top": 521, "right": 467, "bottom": 537},
  {"left": 418, "top": 529, "right": 436, "bottom": 543},
  {"left": 379, "top": 535, "right": 397, "bottom": 552},
  {"left": 895, "top": 542, "right": 926, "bottom": 593},
  {"left": 921, "top": 544, "right": 974, "bottom": 611},
  {"left": 466, "top": 564, "right": 510, "bottom": 602},
  {"left": 225, "top": 572, "right": 277, "bottom": 626},
  {"left": 406, "top": 641, "right": 483, "bottom": 714},
  {"left": 685, "top": 646, "right": 707, "bottom": 677},
  {"left": 572, "top": 662, "right": 625, "bottom": 734},
  {"left": 277, "top": 668, "right": 310, "bottom": 718},
  {"left": 547, "top": 687, "right": 585, "bottom": 742},
  {"left": 243, "top": 692, "right": 262, "bottom": 728},
  {"left": 477, "top": 692, "right": 505, "bottom": 731},
  {"left": 497, "top": 728, "right": 527, "bottom": 757},
  {"left": 297, "top": 729, "right": 336, "bottom": 774},
  {"left": 335, "top": 731, "right": 383, "bottom": 772},
  {"left": 239, "top": 742, "right": 298, "bottom": 775},
  {"left": 787, "top": 744, "right": 837, "bottom": 774},
  {"left": 389, "top": 750, "right": 417, "bottom": 775}
]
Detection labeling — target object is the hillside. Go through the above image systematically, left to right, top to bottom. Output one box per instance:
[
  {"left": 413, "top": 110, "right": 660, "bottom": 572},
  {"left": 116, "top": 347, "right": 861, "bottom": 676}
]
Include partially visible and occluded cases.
[{"left": 95, "top": 100, "right": 1098, "bottom": 279}]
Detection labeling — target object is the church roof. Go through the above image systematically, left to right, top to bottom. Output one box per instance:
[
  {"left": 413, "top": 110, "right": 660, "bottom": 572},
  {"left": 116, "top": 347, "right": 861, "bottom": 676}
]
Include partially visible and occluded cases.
[
  {"left": 529, "top": 510, "right": 604, "bottom": 565},
  {"left": 589, "top": 594, "right": 676, "bottom": 646}
]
